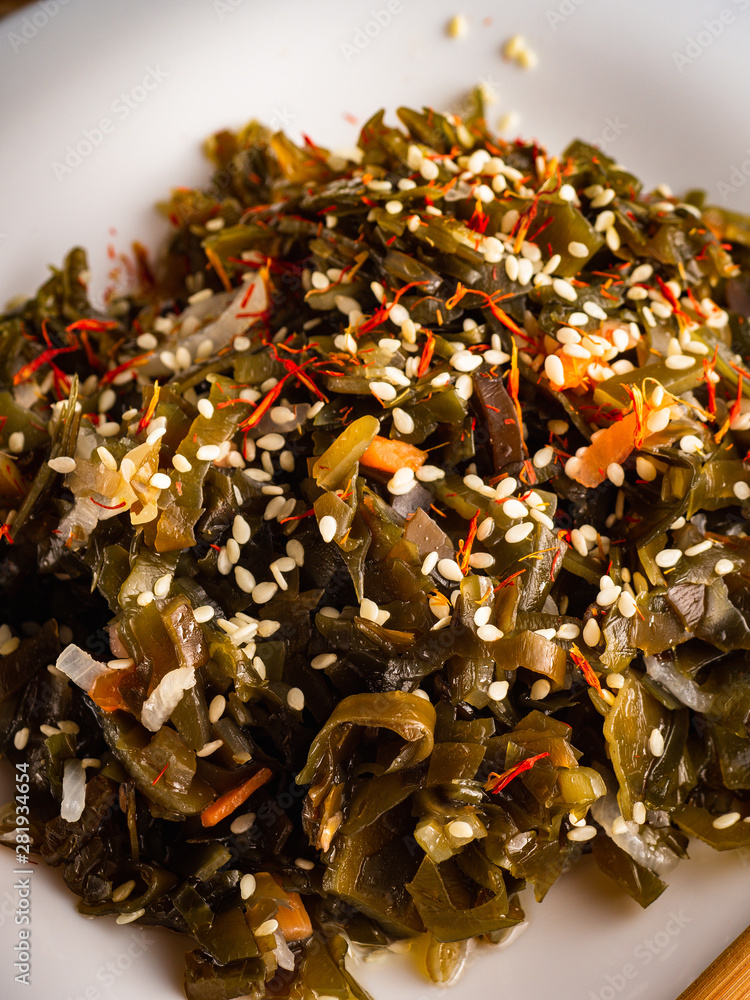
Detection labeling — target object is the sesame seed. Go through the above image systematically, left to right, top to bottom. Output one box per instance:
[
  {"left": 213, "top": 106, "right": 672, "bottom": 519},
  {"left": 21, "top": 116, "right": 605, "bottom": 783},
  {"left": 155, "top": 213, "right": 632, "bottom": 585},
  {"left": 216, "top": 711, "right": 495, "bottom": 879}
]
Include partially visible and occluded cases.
[
  {"left": 419, "top": 158, "right": 439, "bottom": 181},
  {"left": 568, "top": 241, "right": 589, "bottom": 258},
  {"left": 552, "top": 278, "right": 577, "bottom": 302},
  {"left": 451, "top": 350, "right": 482, "bottom": 372},
  {"left": 544, "top": 354, "right": 565, "bottom": 387},
  {"left": 370, "top": 381, "right": 397, "bottom": 402},
  {"left": 197, "top": 398, "right": 214, "bottom": 420},
  {"left": 392, "top": 407, "right": 414, "bottom": 435},
  {"left": 8, "top": 431, "right": 24, "bottom": 453},
  {"left": 679, "top": 434, "right": 702, "bottom": 455},
  {"left": 196, "top": 444, "right": 221, "bottom": 462},
  {"left": 95, "top": 446, "right": 117, "bottom": 471},
  {"left": 533, "top": 446, "right": 554, "bottom": 468},
  {"left": 171, "top": 454, "right": 191, "bottom": 473},
  {"left": 48, "top": 456, "right": 76, "bottom": 474},
  {"left": 635, "top": 457, "right": 657, "bottom": 482},
  {"left": 416, "top": 466, "right": 445, "bottom": 487},
  {"left": 149, "top": 472, "right": 171, "bottom": 490},
  {"left": 733, "top": 481, "right": 750, "bottom": 500},
  {"left": 263, "top": 496, "right": 286, "bottom": 521},
  {"left": 232, "top": 515, "right": 251, "bottom": 545},
  {"left": 319, "top": 515, "right": 337, "bottom": 543},
  {"left": 476, "top": 517, "right": 495, "bottom": 541},
  {"left": 505, "top": 522, "right": 534, "bottom": 544},
  {"left": 286, "top": 539, "right": 305, "bottom": 567},
  {"left": 685, "top": 539, "right": 712, "bottom": 557},
  {"left": 217, "top": 548, "right": 232, "bottom": 576},
  {"left": 655, "top": 548, "right": 682, "bottom": 569},
  {"left": 421, "top": 551, "right": 439, "bottom": 575},
  {"left": 468, "top": 552, "right": 494, "bottom": 569},
  {"left": 714, "top": 558, "right": 734, "bottom": 576},
  {"left": 437, "top": 559, "right": 463, "bottom": 582},
  {"left": 235, "top": 566, "right": 256, "bottom": 593},
  {"left": 153, "top": 573, "right": 172, "bottom": 598},
  {"left": 252, "top": 582, "right": 278, "bottom": 605},
  {"left": 596, "top": 585, "right": 621, "bottom": 608},
  {"left": 136, "top": 591, "right": 154, "bottom": 607},
  {"left": 617, "top": 591, "right": 636, "bottom": 618},
  {"left": 360, "top": 598, "right": 379, "bottom": 622},
  {"left": 193, "top": 605, "right": 214, "bottom": 623},
  {"left": 473, "top": 606, "right": 492, "bottom": 627},
  {"left": 582, "top": 618, "right": 601, "bottom": 647},
  {"left": 556, "top": 623, "right": 580, "bottom": 640},
  {"left": 477, "top": 624, "right": 504, "bottom": 642},
  {"left": 535, "top": 628, "right": 557, "bottom": 641},
  {"left": 311, "top": 653, "right": 337, "bottom": 670},
  {"left": 530, "top": 678, "right": 551, "bottom": 700},
  {"left": 488, "top": 680, "right": 509, "bottom": 701},
  {"left": 287, "top": 687, "right": 305, "bottom": 711},
  {"left": 208, "top": 695, "right": 226, "bottom": 724},
  {"left": 13, "top": 727, "right": 29, "bottom": 750},
  {"left": 648, "top": 728, "right": 665, "bottom": 757},
  {"left": 196, "top": 739, "right": 224, "bottom": 757},
  {"left": 632, "top": 801, "right": 647, "bottom": 825},
  {"left": 712, "top": 811, "right": 741, "bottom": 830},
  {"left": 229, "top": 812, "right": 256, "bottom": 836},
  {"left": 447, "top": 820, "right": 474, "bottom": 840},
  {"left": 567, "top": 825, "right": 597, "bottom": 842},
  {"left": 295, "top": 857, "right": 315, "bottom": 870},
  {"left": 240, "top": 873, "right": 257, "bottom": 899},
  {"left": 111, "top": 880, "right": 136, "bottom": 903},
  {"left": 115, "top": 909, "right": 145, "bottom": 925}
]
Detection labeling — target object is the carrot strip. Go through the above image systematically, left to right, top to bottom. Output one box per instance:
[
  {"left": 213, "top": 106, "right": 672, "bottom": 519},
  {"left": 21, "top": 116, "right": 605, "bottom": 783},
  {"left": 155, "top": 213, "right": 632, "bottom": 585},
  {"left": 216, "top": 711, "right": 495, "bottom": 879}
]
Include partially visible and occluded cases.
[
  {"left": 360, "top": 435, "right": 427, "bottom": 474},
  {"left": 200, "top": 767, "right": 273, "bottom": 827}
]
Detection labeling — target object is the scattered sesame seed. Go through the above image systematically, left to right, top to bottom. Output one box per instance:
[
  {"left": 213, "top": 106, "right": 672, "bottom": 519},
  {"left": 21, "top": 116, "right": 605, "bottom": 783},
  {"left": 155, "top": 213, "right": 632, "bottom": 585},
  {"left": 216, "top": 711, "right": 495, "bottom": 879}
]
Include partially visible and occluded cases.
[
  {"left": 568, "top": 241, "right": 589, "bottom": 258},
  {"left": 552, "top": 278, "right": 577, "bottom": 302},
  {"left": 544, "top": 354, "right": 565, "bottom": 387},
  {"left": 665, "top": 354, "right": 695, "bottom": 370},
  {"left": 370, "top": 381, "right": 397, "bottom": 402},
  {"left": 196, "top": 444, "right": 221, "bottom": 462},
  {"left": 532, "top": 446, "right": 554, "bottom": 468},
  {"left": 48, "top": 456, "right": 77, "bottom": 474},
  {"left": 635, "top": 457, "right": 657, "bottom": 482},
  {"left": 149, "top": 472, "right": 171, "bottom": 490},
  {"left": 733, "top": 481, "right": 750, "bottom": 500},
  {"left": 319, "top": 515, "right": 337, "bottom": 543},
  {"left": 505, "top": 521, "right": 534, "bottom": 544},
  {"left": 685, "top": 539, "right": 712, "bottom": 557},
  {"left": 655, "top": 548, "right": 682, "bottom": 569},
  {"left": 421, "top": 551, "right": 439, "bottom": 575},
  {"left": 437, "top": 558, "right": 463, "bottom": 582},
  {"left": 714, "top": 558, "right": 734, "bottom": 576},
  {"left": 252, "top": 581, "right": 278, "bottom": 605},
  {"left": 136, "top": 591, "right": 154, "bottom": 607},
  {"left": 617, "top": 591, "right": 636, "bottom": 618},
  {"left": 360, "top": 598, "right": 379, "bottom": 622},
  {"left": 582, "top": 618, "right": 601, "bottom": 647},
  {"left": 556, "top": 623, "right": 580, "bottom": 640},
  {"left": 477, "top": 624, "right": 504, "bottom": 642},
  {"left": 311, "top": 653, "right": 337, "bottom": 670},
  {"left": 530, "top": 678, "right": 551, "bottom": 700},
  {"left": 488, "top": 680, "right": 509, "bottom": 701},
  {"left": 287, "top": 687, "right": 305, "bottom": 711},
  {"left": 206, "top": 695, "right": 227, "bottom": 725},
  {"left": 13, "top": 727, "right": 29, "bottom": 750},
  {"left": 648, "top": 728, "right": 665, "bottom": 757},
  {"left": 196, "top": 739, "right": 224, "bottom": 757},
  {"left": 632, "top": 801, "right": 647, "bottom": 825},
  {"left": 712, "top": 811, "right": 741, "bottom": 830},
  {"left": 230, "top": 812, "right": 256, "bottom": 835},
  {"left": 447, "top": 820, "right": 474, "bottom": 839},
  {"left": 567, "top": 825, "right": 597, "bottom": 842},
  {"left": 240, "top": 873, "right": 257, "bottom": 899},
  {"left": 115, "top": 909, "right": 145, "bottom": 925}
]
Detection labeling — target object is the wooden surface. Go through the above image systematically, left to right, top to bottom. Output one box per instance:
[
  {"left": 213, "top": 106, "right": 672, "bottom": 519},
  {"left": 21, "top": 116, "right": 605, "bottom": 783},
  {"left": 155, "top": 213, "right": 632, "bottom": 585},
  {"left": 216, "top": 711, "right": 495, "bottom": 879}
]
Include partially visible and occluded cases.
[{"left": 676, "top": 925, "right": 750, "bottom": 1000}]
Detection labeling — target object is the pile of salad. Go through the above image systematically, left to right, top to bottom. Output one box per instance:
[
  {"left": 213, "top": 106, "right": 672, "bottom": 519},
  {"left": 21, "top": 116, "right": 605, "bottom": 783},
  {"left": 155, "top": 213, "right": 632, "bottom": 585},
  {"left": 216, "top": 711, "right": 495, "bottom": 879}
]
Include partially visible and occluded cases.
[{"left": 1, "top": 92, "right": 750, "bottom": 999}]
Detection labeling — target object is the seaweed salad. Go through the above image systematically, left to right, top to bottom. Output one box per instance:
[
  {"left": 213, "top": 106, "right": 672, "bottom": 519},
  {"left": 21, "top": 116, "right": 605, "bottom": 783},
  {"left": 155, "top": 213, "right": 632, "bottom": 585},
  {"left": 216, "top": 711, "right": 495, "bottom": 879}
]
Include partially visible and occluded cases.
[{"left": 2, "top": 92, "right": 750, "bottom": 999}]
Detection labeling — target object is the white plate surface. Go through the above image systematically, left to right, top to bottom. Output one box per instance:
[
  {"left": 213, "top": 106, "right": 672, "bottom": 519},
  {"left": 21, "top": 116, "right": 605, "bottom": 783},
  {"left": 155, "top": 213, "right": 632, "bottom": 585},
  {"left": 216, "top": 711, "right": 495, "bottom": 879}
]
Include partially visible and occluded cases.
[{"left": 1, "top": 2, "right": 750, "bottom": 998}]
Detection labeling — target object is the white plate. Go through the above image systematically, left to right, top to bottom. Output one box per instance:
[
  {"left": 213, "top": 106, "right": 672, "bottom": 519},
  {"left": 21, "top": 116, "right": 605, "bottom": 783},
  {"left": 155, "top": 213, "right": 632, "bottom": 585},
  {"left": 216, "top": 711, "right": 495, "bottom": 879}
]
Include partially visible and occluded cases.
[{"left": 1, "top": 2, "right": 749, "bottom": 998}]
